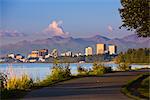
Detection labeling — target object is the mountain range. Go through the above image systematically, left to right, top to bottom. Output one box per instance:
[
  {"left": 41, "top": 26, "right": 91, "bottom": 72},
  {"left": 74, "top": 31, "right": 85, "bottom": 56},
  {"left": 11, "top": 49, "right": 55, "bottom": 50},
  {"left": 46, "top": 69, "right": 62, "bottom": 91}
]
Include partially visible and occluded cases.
[{"left": 0, "top": 34, "right": 149, "bottom": 56}]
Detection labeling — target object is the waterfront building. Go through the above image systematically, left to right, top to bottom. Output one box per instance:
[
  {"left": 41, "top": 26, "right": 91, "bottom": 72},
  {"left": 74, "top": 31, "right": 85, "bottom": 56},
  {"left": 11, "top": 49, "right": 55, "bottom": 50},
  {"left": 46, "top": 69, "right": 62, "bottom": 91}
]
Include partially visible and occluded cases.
[
  {"left": 96, "top": 43, "right": 106, "bottom": 54},
  {"left": 108, "top": 44, "right": 117, "bottom": 55},
  {"left": 85, "top": 47, "right": 93, "bottom": 56},
  {"left": 39, "top": 49, "right": 48, "bottom": 57},
  {"left": 51, "top": 49, "right": 58, "bottom": 58},
  {"left": 28, "top": 50, "right": 39, "bottom": 58},
  {"left": 61, "top": 51, "right": 73, "bottom": 57},
  {"left": 66, "top": 51, "right": 72, "bottom": 57},
  {"left": 73, "top": 52, "right": 82, "bottom": 57},
  {"left": 7, "top": 53, "right": 15, "bottom": 58},
  {"left": 61, "top": 53, "right": 66, "bottom": 57},
  {"left": 77, "top": 53, "right": 82, "bottom": 56},
  {"left": 15, "top": 54, "right": 23, "bottom": 60},
  {"left": 45, "top": 54, "right": 51, "bottom": 58},
  {"left": 39, "top": 56, "right": 45, "bottom": 62},
  {"left": 0, "top": 58, "right": 5, "bottom": 63},
  {"left": 19, "top": 58, "right": 26, "bottom": 62},
  {"left": 28, "top": 58, "right": 39, "bottom": 63}
]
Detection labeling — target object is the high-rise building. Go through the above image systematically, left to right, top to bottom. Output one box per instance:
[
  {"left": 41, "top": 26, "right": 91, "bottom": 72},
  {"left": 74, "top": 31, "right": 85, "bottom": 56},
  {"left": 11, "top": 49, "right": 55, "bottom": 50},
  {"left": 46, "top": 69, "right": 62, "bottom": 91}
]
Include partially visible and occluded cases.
[
  {"left": 96, "top": 43, "right": 106, "bottom": 54},
  {"left": 108, "top": 45, "right": 117, "bottom": 55},
  {"left": 85, "top": 47, "right": 93, "bottom": 56}
]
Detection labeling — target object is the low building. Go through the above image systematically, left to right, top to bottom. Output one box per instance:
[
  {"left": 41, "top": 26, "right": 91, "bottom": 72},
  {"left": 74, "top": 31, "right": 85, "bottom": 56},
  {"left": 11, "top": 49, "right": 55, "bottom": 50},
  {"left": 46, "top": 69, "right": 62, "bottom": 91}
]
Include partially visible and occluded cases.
[
  {"left": 39, "top": 49, "right": 48, "bottom": 58},
  {"left": 51, "top": 49, "right": 58, "bottom": 58},
  {"left": 28, "top": 50, "right": 39, "bottom": 58},
  {"left": 61, "top": 51, "right": 72, "bottom": 57},
  {"left": 66, "top": 51, "right": 72, "bottom": 57},
  {"left": 7, "top": 53, "right": 15, "bottom": 58},
  {"left": 61, "top": 53, "right": 66, "bottom": 57},
  {"left": 73, "top": 53, "right": 82, "bottom": 57},
  {"left": 15, "top": 54, "right": 23, "bottom": 60},
  {"left": 45, "top": 54, "right": 51, "bottom": 59},
  {"left": 39, "top": 57, "right": 45, "bottom": 62},
  {"left": 0, "top": 58, "right": 5, "bottom": 63},
  {"left": 19, "top": 58, "right": 26, "bottom": 62},
  {"left": 28, "top": 58, "right": 39, "bottom": 63}
]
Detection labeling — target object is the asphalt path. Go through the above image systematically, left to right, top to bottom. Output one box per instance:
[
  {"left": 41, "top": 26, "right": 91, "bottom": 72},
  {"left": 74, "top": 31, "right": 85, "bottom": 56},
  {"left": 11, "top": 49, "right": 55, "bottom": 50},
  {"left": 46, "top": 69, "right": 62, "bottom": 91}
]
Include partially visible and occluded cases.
[{"left": 22, "top": 69, "right": 149, "bottom": 100}]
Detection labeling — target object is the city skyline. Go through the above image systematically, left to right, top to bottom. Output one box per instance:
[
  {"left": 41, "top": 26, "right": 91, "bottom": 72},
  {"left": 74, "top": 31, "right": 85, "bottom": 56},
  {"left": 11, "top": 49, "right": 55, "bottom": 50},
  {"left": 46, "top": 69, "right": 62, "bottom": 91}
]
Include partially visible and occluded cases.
[
  {"left": 0, "top": 0, "right": 136, "bottom": 45},
  {"left": 5, "top": 43, "right": 117, "bottom": 63}
]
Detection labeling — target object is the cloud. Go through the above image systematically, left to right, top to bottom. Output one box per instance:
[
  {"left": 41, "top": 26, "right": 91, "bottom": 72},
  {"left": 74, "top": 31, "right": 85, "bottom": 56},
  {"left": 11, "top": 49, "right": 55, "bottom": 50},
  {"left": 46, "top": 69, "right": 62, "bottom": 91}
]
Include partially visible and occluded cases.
[
  {"left": 43, "top": 20, "right": 69, "bottom": 36},
  {"left": 107, "top": 25, "right": 114, "bottom": 33},
  {"left": 0, "top": 30, "right": 26, "bottom": 37}
]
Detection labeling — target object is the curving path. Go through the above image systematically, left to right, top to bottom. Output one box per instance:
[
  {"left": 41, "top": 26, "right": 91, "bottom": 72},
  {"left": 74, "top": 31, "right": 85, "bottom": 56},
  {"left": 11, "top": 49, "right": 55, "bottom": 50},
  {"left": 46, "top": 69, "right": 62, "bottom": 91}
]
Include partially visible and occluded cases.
[{"left": 22, "top": 69, "right": 149, "bottom": 100}]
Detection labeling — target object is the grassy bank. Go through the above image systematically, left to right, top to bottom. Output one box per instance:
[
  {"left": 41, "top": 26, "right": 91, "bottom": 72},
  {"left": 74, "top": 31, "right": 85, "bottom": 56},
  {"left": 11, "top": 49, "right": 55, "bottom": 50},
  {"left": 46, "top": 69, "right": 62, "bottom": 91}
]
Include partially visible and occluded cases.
[
  {"left": 122, "top": 73, "right": 150, "bottom": 100},
  {"left": 137, "top": 76, "right": 150, "bottom": 97}
]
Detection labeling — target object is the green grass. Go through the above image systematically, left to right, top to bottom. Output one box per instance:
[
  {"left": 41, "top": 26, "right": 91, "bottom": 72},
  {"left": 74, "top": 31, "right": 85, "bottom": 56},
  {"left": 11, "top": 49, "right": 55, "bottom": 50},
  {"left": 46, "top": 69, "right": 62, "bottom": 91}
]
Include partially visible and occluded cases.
[
  {"left": 122, "top": 73, "right": 150, "bottom": 100},
  {"left": 137, "top": 76, "right": 150, "bottom": 97},
  {"left": 1, "top": 89, "right": 29, "bottom": 99}
]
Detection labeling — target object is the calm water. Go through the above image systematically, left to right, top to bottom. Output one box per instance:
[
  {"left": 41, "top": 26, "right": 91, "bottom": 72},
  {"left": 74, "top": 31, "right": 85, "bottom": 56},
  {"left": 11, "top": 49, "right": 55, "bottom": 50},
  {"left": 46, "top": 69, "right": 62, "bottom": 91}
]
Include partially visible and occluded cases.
[
  {"left": 0, "top": 63, "right": 149, "bottom": 81},
  {"left": 0, "top": 63, "right": 93, "bottom": 80}
]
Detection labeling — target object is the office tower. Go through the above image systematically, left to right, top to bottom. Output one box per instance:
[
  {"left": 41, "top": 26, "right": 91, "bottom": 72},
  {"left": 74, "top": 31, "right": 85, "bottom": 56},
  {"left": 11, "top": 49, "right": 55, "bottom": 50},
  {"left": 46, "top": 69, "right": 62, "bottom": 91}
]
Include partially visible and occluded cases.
[
  {"left": 96, "top": 43, "right": 106, "bottom": 54},
  {"left": 108, "top": 45, "right": 117, "bottom": 55},
  {"left": 85, "top": 47, "right": 93, "bottom": 56}
]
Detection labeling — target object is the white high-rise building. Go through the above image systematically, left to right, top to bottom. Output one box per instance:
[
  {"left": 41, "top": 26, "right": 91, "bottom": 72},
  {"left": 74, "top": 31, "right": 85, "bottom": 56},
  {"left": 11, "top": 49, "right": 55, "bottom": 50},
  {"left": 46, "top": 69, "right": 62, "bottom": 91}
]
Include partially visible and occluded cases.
[
  {"left": 108, "top": 45, "right": 117, "bottom": 55},
  {"left": 85, "top": 47, "right": 93, "bottom": 56}
]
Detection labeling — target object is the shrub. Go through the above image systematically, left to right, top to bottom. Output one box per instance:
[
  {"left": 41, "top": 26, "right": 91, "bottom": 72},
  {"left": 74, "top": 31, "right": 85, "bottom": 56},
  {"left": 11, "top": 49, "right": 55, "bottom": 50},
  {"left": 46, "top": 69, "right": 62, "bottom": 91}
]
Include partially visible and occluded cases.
[
  {"left": 36, "top": 62, "right": 71, "bottom": 87},
  {"left": 92, "top": 62, "right": 111, "bottom": 75},
  {"left": 50, "top": 63, "right": 71, "bottom": 81},
  {"left": 117, "top": 63, "right": 131, "bottom": 71},
  {"left": 93, "top": 64, "right": 106, "bottom": 75},
  {"left": 77, "top": 65, "right": 88, "bottom": 75},
  {"left": 140, "top": 76, "right": 150, "bottom": 88}
]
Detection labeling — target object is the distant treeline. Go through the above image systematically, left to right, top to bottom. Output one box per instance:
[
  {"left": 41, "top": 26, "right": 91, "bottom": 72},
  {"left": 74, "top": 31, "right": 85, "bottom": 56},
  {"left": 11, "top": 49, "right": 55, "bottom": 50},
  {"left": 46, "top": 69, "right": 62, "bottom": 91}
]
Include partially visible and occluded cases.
[
  {"left": 115, "top": 48, "right": 150, "bottom": 64},
  {"left": 45, "top": 54, "right": 116, "bottom": 63}
]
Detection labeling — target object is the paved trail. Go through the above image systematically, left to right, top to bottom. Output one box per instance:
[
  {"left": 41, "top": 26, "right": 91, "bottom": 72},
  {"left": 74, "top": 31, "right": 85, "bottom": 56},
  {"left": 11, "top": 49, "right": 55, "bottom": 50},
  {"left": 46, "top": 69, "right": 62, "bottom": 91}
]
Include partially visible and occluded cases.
[{"left": 22, "top": 69, "right": 149, "bottom": 100}]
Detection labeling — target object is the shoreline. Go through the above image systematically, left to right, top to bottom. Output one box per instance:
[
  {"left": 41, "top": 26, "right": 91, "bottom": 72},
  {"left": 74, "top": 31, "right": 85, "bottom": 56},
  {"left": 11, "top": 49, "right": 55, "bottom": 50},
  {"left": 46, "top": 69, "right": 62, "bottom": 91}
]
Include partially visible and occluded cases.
[{"left": 0, "top": 62, "right": 149, "bottom": 65}]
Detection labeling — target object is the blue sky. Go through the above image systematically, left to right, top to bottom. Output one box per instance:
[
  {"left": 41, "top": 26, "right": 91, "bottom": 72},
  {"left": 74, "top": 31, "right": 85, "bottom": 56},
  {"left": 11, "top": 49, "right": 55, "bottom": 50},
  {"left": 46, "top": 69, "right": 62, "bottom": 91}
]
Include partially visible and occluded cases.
[{"left": 0, "top": 0, "right": 134, "bottom": 44}]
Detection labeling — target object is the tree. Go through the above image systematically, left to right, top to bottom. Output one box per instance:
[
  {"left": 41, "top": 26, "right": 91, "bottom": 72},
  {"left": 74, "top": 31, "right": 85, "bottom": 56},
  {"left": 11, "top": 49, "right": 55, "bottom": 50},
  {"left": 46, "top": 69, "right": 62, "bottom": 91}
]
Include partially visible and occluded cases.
[{"left": 119, "top": 0, "right": 150, "bottom": 37}]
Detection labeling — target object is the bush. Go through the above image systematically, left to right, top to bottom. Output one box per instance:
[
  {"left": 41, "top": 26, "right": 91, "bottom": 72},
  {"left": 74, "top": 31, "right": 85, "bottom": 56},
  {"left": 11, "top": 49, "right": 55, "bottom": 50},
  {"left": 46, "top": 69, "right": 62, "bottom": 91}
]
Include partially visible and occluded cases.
[
  {"left": 38, "top": 62, "right": 71, "bottom": 87},
  {"left": 77, "top": 62, "right": 112, "bottom": 76},
  {"left": 92, "top": 62, "right": 112, "bottom": 76},
  {"left": 92, "top": 62, "right": 106, "bottom": 75},
  {"left": 50, "top": 63, "right": 71, "bottom": 81},
  {"left": 117, "top": 63, "right": 131, "bottom": 71},
  {"left": 77, "top": 65, "right": 88, "bottom": 76},
  {"left": 140, "top": 76, "right": 150, "bottom": 88}
]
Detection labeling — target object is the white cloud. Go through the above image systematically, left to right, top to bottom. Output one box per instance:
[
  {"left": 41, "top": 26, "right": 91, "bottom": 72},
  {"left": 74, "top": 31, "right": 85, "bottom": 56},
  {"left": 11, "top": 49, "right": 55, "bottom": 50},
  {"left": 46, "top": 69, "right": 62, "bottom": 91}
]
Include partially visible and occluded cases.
[
  {"left": 44, "top": 20, "right": 69, "bottom": 36},
  {"left": 107, "top": 25, "right": 114, "bottom": 33},
  {"left": 0, "top": 30, "right": 26, "bottom": 37}
]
